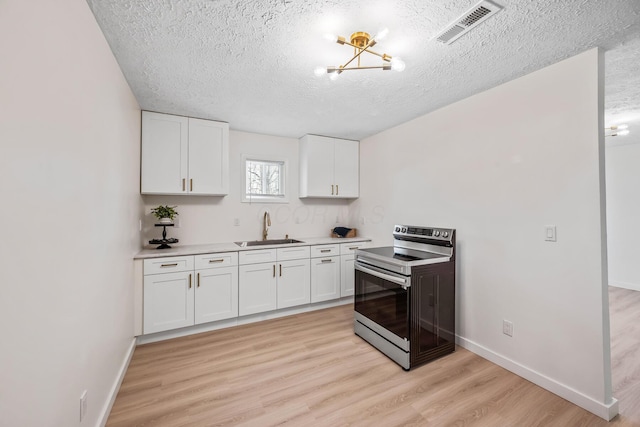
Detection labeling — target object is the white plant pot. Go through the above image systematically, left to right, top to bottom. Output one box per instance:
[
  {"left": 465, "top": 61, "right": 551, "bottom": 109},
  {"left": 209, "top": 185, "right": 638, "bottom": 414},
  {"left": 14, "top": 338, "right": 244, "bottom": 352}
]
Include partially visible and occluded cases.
[{"left": 159, "top": 217, "right": 173, "bottom": 224}]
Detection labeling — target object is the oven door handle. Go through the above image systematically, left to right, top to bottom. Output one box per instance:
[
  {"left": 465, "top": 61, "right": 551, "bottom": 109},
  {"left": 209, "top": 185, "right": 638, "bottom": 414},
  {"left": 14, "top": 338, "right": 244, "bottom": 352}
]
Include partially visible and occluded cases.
[{"left": 355, "top": 263, "right": 410, "bottom": 287}]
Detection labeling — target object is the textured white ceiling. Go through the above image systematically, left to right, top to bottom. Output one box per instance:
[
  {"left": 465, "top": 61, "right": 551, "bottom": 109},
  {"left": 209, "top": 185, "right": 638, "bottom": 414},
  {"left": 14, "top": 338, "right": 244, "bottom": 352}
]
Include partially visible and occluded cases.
[{"left": 86, "top": 0, "right": 640, "bottom": 144}]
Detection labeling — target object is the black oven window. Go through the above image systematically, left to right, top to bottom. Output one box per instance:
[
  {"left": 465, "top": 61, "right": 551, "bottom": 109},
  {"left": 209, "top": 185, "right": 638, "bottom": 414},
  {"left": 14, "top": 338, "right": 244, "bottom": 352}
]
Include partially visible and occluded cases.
[{"left": 355, "top": 270, "right": 409, "bottom": 340}]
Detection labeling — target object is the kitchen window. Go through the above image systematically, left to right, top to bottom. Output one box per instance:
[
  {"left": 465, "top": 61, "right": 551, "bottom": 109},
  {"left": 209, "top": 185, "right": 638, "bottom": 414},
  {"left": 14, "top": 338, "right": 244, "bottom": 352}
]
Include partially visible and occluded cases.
[{"left": 242, "top": 156, "right": 288, "bottom": 203}]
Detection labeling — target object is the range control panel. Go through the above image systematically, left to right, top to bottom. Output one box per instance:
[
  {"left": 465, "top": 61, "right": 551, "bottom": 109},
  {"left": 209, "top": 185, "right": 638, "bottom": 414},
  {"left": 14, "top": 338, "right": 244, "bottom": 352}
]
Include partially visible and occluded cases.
[{"left": 393, "top": 224, "right": 455, "bottom": 243}]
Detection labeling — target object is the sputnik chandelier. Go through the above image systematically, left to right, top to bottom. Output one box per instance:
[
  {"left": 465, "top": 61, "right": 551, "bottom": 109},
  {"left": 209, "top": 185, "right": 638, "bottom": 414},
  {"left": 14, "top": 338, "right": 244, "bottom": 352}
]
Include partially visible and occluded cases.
[{"left": 314, "top": 28, "right": 405, "bottom": 80}]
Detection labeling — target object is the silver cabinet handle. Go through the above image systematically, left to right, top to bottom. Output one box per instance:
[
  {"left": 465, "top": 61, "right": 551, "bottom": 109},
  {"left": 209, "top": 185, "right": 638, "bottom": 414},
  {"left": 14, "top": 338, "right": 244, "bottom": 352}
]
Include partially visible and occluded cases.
[
  {"left": 182, "top": 178, "right": 186, "bottom": 191},
  {"left": 190, "top": 178, "right": 193, "bottom": 191},
  {"left": 331, "top": 184, "right": 334, "bottom": 195},
  {"left": 336, "top": 184, "right": 339, "bottom": 195},
  {"left": 348, "top": 247, "right": 359, "bottom": 250},
  {"left": 320, "top": 249, "right": 331, "bottom": 253},
  {"left": 209, "top": 259, "right": 224, "bottom": 263},
  {"left": 321, "top": 259, "right": 333, "bottom": 263},
  {"left": 160, "top": 263, "right": 178, "bottom": 267},
  {"left": 273, "top": 264, "right": 276, "bottom": 277},
  {"left": 197, "top": 272, "right": 200, "bottom": 288},
  {"left": 188, "top": 273, "right": 192, "bottom": 289}
]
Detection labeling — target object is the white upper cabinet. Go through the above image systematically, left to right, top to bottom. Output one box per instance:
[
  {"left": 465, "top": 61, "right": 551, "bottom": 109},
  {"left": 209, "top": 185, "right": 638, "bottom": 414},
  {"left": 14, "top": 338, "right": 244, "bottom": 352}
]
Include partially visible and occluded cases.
[
  {"left": 141, "top": 111, "right": 229, "bottom": 195},
  {"left": 141, "top": 112, "right": 188, "bottom": 195},
  {"left": 188, "top": 117, "right": 229, "bottom": 195},
  {"left": 299, "top": 134, "right": 359, "bottom": 198},
  {"left": 333, "top": 140, "right": 359, "bottom": 198}
]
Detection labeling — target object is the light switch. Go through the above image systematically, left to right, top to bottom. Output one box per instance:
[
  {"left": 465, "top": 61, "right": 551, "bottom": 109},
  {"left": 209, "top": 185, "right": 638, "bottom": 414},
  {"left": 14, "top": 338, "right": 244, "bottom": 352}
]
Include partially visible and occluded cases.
[{"left": 545, "top": 225, "right": 557, "bottom": 242}]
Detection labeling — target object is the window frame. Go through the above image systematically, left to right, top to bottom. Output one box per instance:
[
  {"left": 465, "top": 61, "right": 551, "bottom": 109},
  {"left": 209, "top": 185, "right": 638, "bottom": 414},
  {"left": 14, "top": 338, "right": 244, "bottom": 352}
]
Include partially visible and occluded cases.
[{"left": 241, "top": 154, "right": 289, "bottom": 204}]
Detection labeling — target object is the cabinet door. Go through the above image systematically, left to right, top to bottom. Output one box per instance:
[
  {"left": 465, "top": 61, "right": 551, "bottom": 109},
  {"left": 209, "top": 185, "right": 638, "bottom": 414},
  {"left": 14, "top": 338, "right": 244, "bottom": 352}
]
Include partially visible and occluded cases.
[
  {"left": 141, "top": 111, "right": 188, "bottom": 194},
  {"left": 188, "top": 118, "right": 229, "bottom": 195},
  {"left": 299, "top": 135, "right": 334, "bottom": 197},
  {"left": 333, "top": 139, "right": 359, "bottom": 198},
  {"left": 340, "top": 255, "right": 355, "bottom": 297},
  {"left": 311, "top": 256, "right": 341, "bottom": 303},
  {"left": 277, "top": 259, "right": 310, "bottom": 309},
  {"left": 239, "top": 263, "right": 277, "bottom": 316},
  {"left": 195, "top": 266, "right": 238, "bottom": 324},
  {"left": 143, "top": 271, "right": 194, "bottom": 334}
]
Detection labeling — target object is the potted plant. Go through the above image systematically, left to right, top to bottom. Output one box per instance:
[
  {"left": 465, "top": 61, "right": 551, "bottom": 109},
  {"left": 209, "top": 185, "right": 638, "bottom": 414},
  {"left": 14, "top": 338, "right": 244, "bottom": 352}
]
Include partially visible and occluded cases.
[{"left": 151, "top": 205, "right": 178, "bottom": 224}]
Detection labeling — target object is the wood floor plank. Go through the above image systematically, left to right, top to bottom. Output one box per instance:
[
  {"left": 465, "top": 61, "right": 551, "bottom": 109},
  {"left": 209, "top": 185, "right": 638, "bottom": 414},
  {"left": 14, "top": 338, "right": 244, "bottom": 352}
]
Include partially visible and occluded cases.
[{"left": 107, "top": 287, "right": 640, "bottom": 426}]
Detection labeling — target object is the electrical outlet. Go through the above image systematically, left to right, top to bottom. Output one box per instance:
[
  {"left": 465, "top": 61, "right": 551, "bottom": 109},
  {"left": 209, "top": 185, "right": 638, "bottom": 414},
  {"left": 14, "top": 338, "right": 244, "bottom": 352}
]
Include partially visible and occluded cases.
[
  {"left": 545, "top": 225, "right": 557, "bottom": 242},
  {"left": 503, "top": 320, "right": 513, "bottom": 337},
  {"left": 80, "top": 390, "right": 88, "bottom": 422}
]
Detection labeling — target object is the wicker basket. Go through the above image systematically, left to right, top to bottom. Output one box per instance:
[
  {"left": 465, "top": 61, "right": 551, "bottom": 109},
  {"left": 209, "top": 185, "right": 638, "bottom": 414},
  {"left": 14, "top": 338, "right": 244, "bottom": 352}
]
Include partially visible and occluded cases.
[{"left": 330, "top": 228, "right": 357, "bottom": 238}]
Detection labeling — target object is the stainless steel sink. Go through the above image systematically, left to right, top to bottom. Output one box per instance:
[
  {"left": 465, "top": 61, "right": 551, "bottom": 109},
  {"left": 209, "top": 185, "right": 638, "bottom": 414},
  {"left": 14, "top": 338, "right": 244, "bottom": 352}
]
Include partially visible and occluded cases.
[{"left": 235, "top": 239, "right": 304, "bottom": 247}]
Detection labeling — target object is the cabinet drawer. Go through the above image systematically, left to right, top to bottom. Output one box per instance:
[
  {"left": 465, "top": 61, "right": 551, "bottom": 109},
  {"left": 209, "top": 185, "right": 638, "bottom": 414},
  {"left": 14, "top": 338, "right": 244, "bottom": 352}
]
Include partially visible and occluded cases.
[
  {"left": 340, "top": 241, "right": 369, "bottom": 255},
  {"left": 310, "top": 244, "right": 339, "bottom": 258},
  {"left": 277, "top": 246, "right": 310, "bottom": 261},
  {"left": 239, "top": 249, "right": 277, "bottom": 265},
  {"left": 194, "top": 252, "right": 238, "bottom": 269},
  {"left": 144, "top": 256, "right": 194, "bottom": 275}
]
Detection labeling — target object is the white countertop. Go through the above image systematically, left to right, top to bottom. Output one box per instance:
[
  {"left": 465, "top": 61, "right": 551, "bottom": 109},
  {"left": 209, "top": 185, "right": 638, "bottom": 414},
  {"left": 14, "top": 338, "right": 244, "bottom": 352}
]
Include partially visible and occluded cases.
[{"left": 134, "top": 236, "right": 372, "bottom": 259}]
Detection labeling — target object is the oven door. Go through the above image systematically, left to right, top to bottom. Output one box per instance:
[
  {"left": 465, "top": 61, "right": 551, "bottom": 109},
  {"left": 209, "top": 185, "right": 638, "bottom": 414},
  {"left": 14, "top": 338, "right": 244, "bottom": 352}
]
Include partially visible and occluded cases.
[{"left": 354, "top": 261, "right": 410, "bottom": 349}]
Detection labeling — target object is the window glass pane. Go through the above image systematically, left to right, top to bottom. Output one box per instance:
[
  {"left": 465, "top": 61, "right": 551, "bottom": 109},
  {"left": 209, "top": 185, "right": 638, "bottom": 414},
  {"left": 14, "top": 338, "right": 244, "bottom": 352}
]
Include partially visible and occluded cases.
[{"left": 245, "top": 159, "right": 284, "bottom": 197}]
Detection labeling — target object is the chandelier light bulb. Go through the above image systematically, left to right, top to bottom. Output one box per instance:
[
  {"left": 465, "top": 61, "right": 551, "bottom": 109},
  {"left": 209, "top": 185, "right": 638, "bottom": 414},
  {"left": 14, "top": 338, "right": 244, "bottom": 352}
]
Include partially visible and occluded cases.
[
  {"left": 374, "top": 28, "right": 389, "bottom": 42},
  {"left": 323, "top": 33, "right": 338, "bottom": 43},
  {"left": 390, "top": 57, "right": 406, "bottom": 72},
  {"left": 314, "top": 66, "right": 327, "bottom": 77},
  {"left": 329, "top": 72, "right": 340, "bottom": 81},
  {"left": 606, "top": 124, "right": 629, "bottom": 130},
  {"left": 618, "top": 129, "right": 630, "bottom": 136}
]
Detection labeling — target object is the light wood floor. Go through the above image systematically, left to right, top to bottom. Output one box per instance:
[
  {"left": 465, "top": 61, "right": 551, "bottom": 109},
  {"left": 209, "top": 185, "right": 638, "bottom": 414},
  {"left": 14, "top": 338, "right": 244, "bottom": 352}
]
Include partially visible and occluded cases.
[{"left": 107, "top": 287, "right": 640, "bottom": 426}]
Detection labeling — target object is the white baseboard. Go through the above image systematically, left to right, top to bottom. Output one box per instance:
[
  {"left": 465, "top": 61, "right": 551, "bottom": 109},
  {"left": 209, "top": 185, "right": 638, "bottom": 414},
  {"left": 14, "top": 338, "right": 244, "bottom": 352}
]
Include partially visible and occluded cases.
[
  {"left": 609, "top": 281, "right": 640, "bottom": 292},
  {"left": 456, "top": 336, "right": 619, "bottom": 421},
  {"left": 98, "top": 338, "right": 136, "bottom": 427}
]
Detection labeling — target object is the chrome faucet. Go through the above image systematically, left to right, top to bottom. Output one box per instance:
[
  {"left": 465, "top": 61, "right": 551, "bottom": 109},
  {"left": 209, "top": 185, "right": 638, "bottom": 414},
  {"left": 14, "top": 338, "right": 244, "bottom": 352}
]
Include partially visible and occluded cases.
[{"left": 262, "top": 211, "right": 271, "bottom": 240}]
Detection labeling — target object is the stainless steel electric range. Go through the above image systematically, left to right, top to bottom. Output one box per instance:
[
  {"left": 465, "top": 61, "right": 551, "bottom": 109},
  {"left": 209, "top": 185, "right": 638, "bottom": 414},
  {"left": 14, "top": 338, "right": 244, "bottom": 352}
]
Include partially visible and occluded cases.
[{"left": 354, "top": 225, "right": 456, "bottom": 370}]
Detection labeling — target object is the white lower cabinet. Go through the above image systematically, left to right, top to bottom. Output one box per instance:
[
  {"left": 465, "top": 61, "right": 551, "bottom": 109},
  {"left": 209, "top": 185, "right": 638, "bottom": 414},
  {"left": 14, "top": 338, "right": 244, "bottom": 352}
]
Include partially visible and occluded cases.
[
  {"left": 141, "top": 241, "right": 370, "bottom": 335},
  {"left": 339, "top": 242, "right": 369, "bottom": 297},
  {"left": 310, "top": 244, "right": 341, "bottom": 303},
  {"left": 239, "top": 247, "right": 311, "bottom": 315},
  {"left": 143, "top": 253, "right": 237, "bottom": 334},
  {"left": 341, "top": 257, "right": 356, "bottom": 297},
  {"left": 277, "top": 258, "right": 311, "bottom": 309},
  {"left": 239, "top": 262, "right": 277, "bottom": 316},
  {"left": 195, "top": 266, "right": 238, "bottom": 324},
  {"left": 144, "top": 270, "right": 194, "bottom": 334}
]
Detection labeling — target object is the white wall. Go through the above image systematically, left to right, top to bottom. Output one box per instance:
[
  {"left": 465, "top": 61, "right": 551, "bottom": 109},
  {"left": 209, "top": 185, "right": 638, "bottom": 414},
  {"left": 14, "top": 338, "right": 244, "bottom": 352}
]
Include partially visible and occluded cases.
[
  {"left": 0, "top": 1, "right": 142, "bottom": 426},
  {"left": 353, "top": 49, "right": 616, "bottom": 418},
  {"left": 142, "top": 130, "right": 357, "bottom": 246},
  {"left": 606, "top": 142, "right": 640, "bottom": 291}
]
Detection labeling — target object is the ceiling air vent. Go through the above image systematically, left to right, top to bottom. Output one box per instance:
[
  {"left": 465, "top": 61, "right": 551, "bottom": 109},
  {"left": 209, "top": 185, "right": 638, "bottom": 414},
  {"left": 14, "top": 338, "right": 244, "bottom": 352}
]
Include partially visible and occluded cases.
[{"left": 434, "top": 0, "right": 503, "bottom": 45}]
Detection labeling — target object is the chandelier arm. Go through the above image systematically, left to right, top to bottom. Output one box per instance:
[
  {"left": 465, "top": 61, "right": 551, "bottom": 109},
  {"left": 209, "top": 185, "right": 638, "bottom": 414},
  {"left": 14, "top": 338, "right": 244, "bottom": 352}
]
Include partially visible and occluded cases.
[
  {"left": 341, "top": 37, "right": 378, "bottom": 69},
  {"left": 342, "top": 42, "right": 390, "bottom": 61},
  {"left": 365, "top": 49, "right": 392, "bottom": 61},
  {"left": 341, "top": 50, "right": 366, "bottom": 69},
  {"left": 338, "top": 65, "right": 391, "bottom": 71}
]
